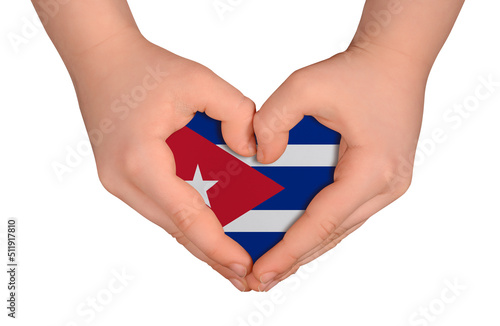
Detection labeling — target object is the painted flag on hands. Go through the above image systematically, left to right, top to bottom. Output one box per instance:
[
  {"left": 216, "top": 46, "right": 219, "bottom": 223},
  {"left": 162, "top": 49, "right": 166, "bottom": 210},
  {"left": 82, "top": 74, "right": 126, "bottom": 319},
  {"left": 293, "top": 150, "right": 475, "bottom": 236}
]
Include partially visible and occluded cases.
[{"left": 166, "top": 113, "right": 341, "bottom": 261}]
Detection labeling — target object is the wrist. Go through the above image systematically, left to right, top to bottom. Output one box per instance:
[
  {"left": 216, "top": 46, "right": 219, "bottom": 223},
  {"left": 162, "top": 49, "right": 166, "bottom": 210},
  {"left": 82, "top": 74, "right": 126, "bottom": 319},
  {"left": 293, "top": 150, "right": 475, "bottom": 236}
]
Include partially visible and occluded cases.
[
  {"left": 65, "top": 26, "right": 147, "bottom": 84},
  {"left": 345, "top": 39, "right": 432, "bottom": 84}
]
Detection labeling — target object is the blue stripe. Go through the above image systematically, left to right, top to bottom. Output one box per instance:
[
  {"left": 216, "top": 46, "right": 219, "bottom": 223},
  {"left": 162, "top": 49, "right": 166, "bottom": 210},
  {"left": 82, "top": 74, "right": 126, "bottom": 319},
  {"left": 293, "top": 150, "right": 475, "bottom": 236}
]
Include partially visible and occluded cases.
[
  {"left": 186, "top": 112, "right": 224, "bottom": 144},
  {"left": 186, "top": 113, "right": 341, "bottom": 145},
  {"left": 288, "top": 116, "right": 341, "bottom": 144},
  {"left": 253, "top": 167, "right": 334, "bottom": 210},
  {"left": 226, "top": 232, "right": 285, "bottom": 262}
]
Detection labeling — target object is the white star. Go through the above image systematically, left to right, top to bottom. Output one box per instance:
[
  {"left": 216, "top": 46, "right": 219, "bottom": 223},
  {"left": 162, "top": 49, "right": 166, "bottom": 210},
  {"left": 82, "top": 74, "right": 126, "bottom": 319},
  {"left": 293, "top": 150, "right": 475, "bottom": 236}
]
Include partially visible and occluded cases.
[{"left": 186, "top": 165, "right": 218, "bottom": 207}]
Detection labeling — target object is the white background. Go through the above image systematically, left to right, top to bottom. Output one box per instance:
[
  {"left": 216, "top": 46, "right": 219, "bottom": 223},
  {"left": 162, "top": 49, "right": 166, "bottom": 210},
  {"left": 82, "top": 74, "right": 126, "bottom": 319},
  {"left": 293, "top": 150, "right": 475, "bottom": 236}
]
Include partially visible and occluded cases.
[{"left": 1, "top": 0, "right": 499, "bottom": 325}]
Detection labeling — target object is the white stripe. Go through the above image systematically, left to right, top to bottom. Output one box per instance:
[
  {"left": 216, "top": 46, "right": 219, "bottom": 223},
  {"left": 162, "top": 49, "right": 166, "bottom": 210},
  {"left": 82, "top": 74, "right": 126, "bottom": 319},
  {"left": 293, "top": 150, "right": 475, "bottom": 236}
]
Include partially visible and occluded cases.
[
  {"left": 218, "top": 144, "right": 338, "bottom": 167},
  {"left": 223, "top": 210, "right": 303, "bottom": 232}
]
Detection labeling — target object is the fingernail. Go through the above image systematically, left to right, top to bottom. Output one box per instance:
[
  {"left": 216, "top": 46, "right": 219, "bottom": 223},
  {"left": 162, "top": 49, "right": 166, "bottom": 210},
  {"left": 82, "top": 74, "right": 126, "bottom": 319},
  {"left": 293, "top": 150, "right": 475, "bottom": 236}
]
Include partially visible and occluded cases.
[
  {"left": 256, "top": 147, "right": 264, "bottom": 162},
  {"left": 229, "top": 263, "right": 247, "bottom": 278},
  {"left": 259, "top": 272, "right": 277, "bottom": 284},
  {"left": 229, "top": 278, "right": 246, "bottom": 292},
  {"left": 262, "top": 280, "right": 279, "bottom": 292}
]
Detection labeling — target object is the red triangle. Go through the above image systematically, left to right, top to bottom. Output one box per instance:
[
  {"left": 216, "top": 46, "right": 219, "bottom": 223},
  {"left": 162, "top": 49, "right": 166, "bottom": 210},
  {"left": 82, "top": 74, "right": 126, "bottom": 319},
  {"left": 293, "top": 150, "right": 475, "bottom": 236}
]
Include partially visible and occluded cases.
[{"left": 166, "top": 127, "right": 284, "bottom": 227}]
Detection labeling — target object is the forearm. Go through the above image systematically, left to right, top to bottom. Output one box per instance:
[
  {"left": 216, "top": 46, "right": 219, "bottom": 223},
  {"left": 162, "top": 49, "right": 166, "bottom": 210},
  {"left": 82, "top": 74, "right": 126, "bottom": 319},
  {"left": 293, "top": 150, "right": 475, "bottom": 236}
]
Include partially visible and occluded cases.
[
  {"left": 31, "top": 0, "right": 140, "bottom": 69},
  {"left": 351, "top": 0, "right": 465, "bottom": 73}
]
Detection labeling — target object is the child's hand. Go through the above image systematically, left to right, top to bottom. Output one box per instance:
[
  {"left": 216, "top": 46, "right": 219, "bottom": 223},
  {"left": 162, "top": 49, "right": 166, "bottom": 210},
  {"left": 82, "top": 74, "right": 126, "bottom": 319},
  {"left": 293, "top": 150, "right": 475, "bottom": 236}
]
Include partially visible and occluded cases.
[
  {"left": 31, "top": 0, "right": 464, "bottom": 292},
  {"left": 246, "top": 0, "right": 465, "bottom": 292},
  {"left": 73, "top": 30, "right": 256, "bottom": 291},
  {"left": 248, "top": 46, "right": 428, "bottom": 291}
]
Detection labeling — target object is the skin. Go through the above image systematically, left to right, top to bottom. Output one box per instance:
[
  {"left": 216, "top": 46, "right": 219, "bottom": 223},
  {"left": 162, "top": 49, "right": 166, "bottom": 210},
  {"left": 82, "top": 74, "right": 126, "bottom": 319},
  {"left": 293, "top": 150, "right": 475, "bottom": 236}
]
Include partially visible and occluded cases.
[
  {"left": 31, "top": 0, "right": 464, "bottom": 292},
  {"left": 32, "top": 0, "right": 256, "bottom": 291},
  {"left": 249, "top": 0, "right": 465, "bottom": 291}
]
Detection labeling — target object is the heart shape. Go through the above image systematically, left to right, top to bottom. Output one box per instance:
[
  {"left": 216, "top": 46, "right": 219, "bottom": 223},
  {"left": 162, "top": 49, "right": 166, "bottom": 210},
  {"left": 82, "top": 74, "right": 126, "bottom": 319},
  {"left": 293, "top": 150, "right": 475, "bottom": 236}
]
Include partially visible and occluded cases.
[{"left": 166, "top": 112, "right": 341, "bottom": 261}]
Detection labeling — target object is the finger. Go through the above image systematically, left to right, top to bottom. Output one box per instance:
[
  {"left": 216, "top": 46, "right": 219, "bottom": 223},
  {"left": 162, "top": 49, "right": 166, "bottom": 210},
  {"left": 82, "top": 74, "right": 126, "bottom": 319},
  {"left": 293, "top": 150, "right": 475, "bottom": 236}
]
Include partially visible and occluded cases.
[
  {"left": 197, "top": 70, "right": 257, "bottom": 157},
  {"left": 253, "top": 70, "right": 321, "bottom": 164},
  {"left": 338, "top": 137, "right": 348, "bottom": 159},
  {"left": 125, "top": 138, "right": 253, "bottom": 279},
  {"left": 251, "top": 147, "right": 389, "bottom": 284},
  {"left": 104, "top": 176, "right": 251, "bottom": 290},
  {"left": 259, "top": 185, "right": 406, "bottom": 290},
  {"left": 270, "top": 193, "right": 391, "bottom": 279},
  {"left": 257, "top": 222, "right": 365, "bottom": 292},
  {"left": 174, "top": 234, "right": 252, "bottom": 292},
  {"left": 244, "top": 272, "right": 261, "bottom": 292}
]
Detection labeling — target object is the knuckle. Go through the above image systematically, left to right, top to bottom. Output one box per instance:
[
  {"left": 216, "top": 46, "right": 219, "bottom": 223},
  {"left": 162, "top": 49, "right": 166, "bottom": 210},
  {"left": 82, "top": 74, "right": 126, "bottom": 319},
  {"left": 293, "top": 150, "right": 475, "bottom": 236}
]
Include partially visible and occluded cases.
[
  {"left": 195, "top": 63, "right": 214, "bottom": 76},
  {"left": 193, "top": 64, "right": 219, "bottom": 86},
  {"left": 286, "top": 68, "right": 315, "bottom": 94},
  {"left": 286, "top": 68, "right": 318, "bottom": 101},
  {"left": 287, "top": 68, "right": 308, "bottom": 86},
  {"left": 236, "top": 96, "right": 256, "bottom": 116},
  {"left": 95, "top": 142, "right": 146, "bottom": 195},
  {"left": 121, "top": 149, "right": 145, "bottom": 180},
  {"left": 379, "top": 156, "right": 413, "bottom": 199},
  {"left": 96, "top": 162, "right": 120, "bottom": 195},
  {"left": 392, "top": 176, "right": 412, "bottom": 198},
  {"left": 172, "top": 207, "right": 197, "bottom": 233},
  {"left": 302, "top": 210, "right": 339, "bottom": 243},
  {"left": 317, "top": 219, "right": 338, "bottom": 242},
  {"left": 169, "top": 229, "right": 183, "bottom": 240},
  {"left": 171, "top": 231, "right": 189, "bottom": 246},
  {"left": 332, "top": 233, "right": 347, "bottom": 247},
  {"left": 279, "top": 234, "right": 301, "bottom": 262},
  {"left": 204, "top": 241, "right": 220, "bottom": 258},
  {"left": 284, "top": 249, "right": 300, "bottom": 264},
  {"left": 289, "top": 266, "right": 300, "bottom": 277}
]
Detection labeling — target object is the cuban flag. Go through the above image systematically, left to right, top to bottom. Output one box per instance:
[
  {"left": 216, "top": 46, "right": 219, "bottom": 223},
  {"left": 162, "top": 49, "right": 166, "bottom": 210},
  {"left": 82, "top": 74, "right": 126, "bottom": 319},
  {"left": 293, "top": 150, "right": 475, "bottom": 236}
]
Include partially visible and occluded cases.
[{"left": 166, "top": 113, "right": 341, "bottom": 261}]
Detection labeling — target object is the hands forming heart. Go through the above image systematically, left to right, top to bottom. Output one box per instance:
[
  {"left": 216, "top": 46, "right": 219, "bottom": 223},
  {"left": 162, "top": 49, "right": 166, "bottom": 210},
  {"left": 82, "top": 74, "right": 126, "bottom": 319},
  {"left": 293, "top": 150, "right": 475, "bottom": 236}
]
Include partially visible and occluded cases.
[
  {"left": 32, "top": 0, "right": 464, "bottom": 292},
  {"left": 68, "top": 33, "right": 424, "bottom": 292}
]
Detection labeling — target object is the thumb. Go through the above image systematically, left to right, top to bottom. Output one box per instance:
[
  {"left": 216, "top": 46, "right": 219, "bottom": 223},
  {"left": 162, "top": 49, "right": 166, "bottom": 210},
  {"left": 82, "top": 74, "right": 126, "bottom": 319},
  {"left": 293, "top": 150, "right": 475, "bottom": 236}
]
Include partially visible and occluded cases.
[
  {"left": 198, "top": 70, "right": 257, "bottom": 157},
  {"left": 253, "top": 70, "right": 320, "bottom": 164}
]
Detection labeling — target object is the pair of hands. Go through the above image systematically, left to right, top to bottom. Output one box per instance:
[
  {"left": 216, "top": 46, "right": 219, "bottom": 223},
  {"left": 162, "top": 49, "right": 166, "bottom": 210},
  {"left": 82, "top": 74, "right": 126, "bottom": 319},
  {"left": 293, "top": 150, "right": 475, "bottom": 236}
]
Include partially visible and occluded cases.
[{"left": 73, "top": 29, "right": 425, "bottom": 291}]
